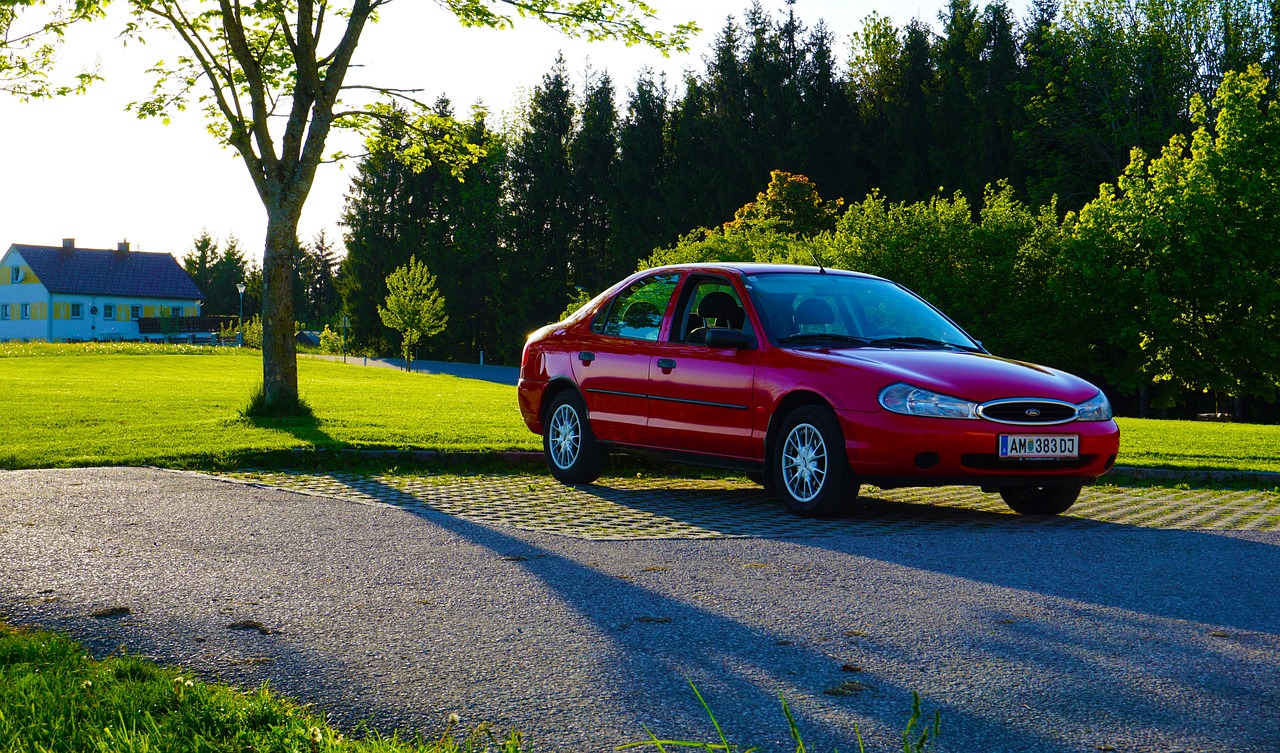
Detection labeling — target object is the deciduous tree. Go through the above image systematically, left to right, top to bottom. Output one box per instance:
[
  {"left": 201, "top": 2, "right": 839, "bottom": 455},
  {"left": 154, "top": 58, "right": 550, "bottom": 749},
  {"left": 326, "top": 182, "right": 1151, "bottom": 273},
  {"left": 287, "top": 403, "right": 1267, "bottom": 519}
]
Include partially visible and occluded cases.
[
  {"left": 14, "top": 0, "right": 692, "bottom": 410},
  {"left": 378, "top": 255, "right": 447, "bottom": 367}
]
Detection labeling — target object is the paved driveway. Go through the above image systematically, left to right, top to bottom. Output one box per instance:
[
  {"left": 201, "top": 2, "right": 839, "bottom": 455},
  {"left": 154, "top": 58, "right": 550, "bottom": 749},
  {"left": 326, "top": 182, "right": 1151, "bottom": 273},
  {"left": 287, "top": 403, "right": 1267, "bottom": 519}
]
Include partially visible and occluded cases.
[{"left": 1, "top": 467, "right": 1277, "bottom": 752}]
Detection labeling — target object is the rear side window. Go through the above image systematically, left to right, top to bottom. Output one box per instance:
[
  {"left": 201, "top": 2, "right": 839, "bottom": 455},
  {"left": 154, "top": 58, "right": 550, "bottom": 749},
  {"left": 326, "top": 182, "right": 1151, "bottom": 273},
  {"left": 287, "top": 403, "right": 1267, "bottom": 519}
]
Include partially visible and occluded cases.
[{"left": 593, "top": 273, "right": 679, "bottom": 341}]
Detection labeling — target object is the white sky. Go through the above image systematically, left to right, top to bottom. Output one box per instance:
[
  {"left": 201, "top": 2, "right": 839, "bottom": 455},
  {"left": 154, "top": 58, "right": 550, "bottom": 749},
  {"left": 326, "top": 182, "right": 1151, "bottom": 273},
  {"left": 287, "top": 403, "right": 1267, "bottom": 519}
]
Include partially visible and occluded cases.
[{"left": 0, "top": 0, "right": 1029, "bottom": 262}]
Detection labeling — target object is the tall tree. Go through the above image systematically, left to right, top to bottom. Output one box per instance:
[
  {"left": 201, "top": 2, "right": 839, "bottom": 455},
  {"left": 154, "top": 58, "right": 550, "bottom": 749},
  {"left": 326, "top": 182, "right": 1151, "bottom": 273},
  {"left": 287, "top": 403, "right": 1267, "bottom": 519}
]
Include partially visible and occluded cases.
[
  {"left": 15, "top": 0, "right": 692, "bottom": 410},
  {"left": 931, "top": 0, "right": 985, "bottom": 200},
  {"left": 500, "top": 56, "right": 577, "bottom": 356},
  {"left": 1058, "top": 65, "right": 1280, "bottom": 403},
  {"left": 569, "top": 69, "right": 620, "bottom": 292},
  {"left": 610, "top": 70, "right": 671, "bottom": 270},
  {"left": 182, "top": 231, "right": 220, "bottom": 304},
  {"left": 297, "top": 231, "right": 339, "bottom": 328}
]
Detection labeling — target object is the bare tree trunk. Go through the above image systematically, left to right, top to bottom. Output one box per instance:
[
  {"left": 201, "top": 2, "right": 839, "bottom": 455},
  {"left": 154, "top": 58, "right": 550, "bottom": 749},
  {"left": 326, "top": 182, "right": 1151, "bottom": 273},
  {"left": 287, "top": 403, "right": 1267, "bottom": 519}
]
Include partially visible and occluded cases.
[{"left": 262, "top": 211, "right": 300, "bottom": 406}]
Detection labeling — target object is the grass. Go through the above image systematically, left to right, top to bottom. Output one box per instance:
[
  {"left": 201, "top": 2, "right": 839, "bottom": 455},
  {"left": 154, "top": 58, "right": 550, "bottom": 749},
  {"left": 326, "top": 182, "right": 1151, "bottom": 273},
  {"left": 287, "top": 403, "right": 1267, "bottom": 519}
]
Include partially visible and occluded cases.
[
  {"left": 1, "top": 343, "right": 1278, "bottom": 476},
  {"left": 0, "top": 346, "right": 536, "bottom": 470},
  {"left": 1114, "top": 417, "right": 1280, "bottom": 474},
  {"left": 0, "top": 621, "right": 523, "bottom": 752},
  {"left": 0, "top": 621, "right": 939, "bottom": 753}
]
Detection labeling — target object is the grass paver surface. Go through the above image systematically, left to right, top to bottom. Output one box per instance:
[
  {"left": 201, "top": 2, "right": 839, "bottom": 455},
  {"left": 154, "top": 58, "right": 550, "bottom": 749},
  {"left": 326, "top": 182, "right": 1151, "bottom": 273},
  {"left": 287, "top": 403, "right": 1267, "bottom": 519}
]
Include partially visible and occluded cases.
[{"left": 214, "top": 470, "right": 1280, "bottom": 540}]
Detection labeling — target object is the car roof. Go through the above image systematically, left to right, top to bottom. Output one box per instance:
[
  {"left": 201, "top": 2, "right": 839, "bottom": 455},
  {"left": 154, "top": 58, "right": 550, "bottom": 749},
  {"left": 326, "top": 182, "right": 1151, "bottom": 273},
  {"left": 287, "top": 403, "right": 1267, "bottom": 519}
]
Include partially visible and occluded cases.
[{"left": 643, "top": 262, "right": 889, "bottom": 281}]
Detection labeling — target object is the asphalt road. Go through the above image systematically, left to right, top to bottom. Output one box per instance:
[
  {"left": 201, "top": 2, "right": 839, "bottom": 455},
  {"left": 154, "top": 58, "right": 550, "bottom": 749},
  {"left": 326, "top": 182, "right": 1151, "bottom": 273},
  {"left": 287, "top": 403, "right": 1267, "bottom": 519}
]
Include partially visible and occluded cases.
[{"left": 2, "top": 467, "right": 1277, "bottom": 752}]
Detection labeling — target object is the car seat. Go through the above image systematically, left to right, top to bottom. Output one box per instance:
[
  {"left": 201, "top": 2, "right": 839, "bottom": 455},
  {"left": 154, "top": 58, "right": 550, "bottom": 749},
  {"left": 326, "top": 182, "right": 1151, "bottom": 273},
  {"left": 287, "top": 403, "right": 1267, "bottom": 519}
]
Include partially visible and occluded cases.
[
  {"left": 687, "top": 291, "right": 745, "bottom": 343},
  {"left": 792, "top": 298, "right": 835, "bottom": 334}
]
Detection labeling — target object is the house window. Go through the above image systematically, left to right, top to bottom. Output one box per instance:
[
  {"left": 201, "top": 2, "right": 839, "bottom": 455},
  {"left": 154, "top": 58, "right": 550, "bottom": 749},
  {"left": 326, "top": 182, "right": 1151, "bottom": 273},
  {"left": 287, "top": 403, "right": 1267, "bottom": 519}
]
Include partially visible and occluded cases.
[
  {"left": 9, "top": 267, "right": 20, "bottom": 284},
  {"left": 21, "top": 303, "right": 30, "bottom": 320},
  {"left": 70, "top": 303, "right": 83, "bottom": 319},
  {"left": 0, "top": 304, "right": 8, "bottom": 320},
  {"left": 104, "top": 304, "right": 115, "bottom": 320},
  {"left": 130, "top": 305, "right": 142, "bottom": 321},
  {"left": 171, "top": 306, "right": 183, "bottom": 317}
]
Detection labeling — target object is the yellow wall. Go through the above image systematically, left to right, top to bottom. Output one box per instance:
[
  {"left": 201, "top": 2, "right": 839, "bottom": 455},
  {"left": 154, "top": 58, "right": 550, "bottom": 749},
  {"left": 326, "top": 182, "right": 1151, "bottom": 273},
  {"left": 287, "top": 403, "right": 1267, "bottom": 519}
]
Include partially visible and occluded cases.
[{"left": 0, "top": 265, "right": 39, "bottom": 285}]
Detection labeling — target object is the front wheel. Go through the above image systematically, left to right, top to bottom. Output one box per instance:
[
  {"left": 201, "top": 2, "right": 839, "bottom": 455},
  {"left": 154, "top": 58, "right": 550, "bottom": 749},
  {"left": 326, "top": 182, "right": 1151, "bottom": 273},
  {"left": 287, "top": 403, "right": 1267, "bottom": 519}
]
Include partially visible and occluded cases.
[
  {"left": 543, "top": 391, "right": 605, "bottom": 484},
  {"left": 772, "top": 405, "right": 859, "bottom": 517},
  {"left": 999, "top": 482, "right": 1083, "bottom": 515}
]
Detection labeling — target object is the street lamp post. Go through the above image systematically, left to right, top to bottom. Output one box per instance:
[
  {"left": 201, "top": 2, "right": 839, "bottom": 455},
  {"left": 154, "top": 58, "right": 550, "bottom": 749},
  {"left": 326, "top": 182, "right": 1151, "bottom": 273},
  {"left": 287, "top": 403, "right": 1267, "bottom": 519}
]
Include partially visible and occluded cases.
[
  {"left": 236, "top": 283, "right": 246, "bottom": 347},
  {"left": 341, "top": 315, "right": 350, "bottom": 364}
]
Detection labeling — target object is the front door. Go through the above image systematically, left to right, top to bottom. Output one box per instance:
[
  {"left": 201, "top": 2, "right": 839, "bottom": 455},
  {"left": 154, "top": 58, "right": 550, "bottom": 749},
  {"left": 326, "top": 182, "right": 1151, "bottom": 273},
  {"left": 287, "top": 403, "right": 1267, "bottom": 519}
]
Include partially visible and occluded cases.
[{"left": 646, "top": 275, "right": 759, "bottom": 460}]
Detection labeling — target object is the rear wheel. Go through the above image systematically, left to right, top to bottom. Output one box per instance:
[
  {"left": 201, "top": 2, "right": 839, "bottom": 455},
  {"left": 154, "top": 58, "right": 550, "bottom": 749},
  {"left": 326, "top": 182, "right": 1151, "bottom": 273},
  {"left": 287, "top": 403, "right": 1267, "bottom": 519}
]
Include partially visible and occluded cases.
[
  {"left": 543, "top": 391, "right": 605, "bottom": 484},
  {"left": 772, "top": 405, "right": 859, "bottom": 517},
  {"left": 999, "top": 482, "right": 1083, "bottom": 515}
]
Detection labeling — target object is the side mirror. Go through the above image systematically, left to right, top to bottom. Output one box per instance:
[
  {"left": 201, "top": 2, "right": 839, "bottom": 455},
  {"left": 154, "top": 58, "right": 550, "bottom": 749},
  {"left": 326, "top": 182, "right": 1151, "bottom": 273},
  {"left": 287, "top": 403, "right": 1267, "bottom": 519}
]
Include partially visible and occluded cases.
[{"left": 703, "top": 328, "right": 755, "bottom": 350}]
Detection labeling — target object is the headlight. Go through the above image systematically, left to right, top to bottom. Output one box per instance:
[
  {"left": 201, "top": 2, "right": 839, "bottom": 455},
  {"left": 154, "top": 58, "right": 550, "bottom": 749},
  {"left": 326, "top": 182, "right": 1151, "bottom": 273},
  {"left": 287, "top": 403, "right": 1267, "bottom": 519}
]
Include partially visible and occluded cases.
[
  {"left": 878, "top": 383, "right": 979, "bottom": 419},
  {"left": 1075, "top": 391, "right": 1113, "bottom": 421}
]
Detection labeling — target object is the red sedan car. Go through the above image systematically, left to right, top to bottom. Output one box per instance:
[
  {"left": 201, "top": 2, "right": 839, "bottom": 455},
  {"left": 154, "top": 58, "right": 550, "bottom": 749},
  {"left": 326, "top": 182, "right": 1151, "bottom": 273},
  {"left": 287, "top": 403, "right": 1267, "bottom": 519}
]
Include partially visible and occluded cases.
[{"left": 518, "top": 263, "right": 1120, "bottom": 517}]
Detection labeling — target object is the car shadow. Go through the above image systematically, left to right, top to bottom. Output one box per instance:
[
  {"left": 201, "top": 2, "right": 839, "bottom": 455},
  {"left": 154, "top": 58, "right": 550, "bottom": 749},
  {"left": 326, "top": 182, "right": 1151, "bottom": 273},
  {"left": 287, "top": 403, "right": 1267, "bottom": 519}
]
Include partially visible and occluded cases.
[{"left": 567, "top": 478, "right": 1280, "bottom": 632}]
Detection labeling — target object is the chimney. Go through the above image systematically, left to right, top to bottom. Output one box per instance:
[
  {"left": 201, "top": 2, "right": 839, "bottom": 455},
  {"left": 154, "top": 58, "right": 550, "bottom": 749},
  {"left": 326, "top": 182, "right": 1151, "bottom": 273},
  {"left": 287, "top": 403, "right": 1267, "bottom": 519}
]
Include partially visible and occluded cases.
[
  {"left": 62, "top": 238, "right": 75, "bottom": 249},
  {"left": 117, "top": 241, "right": 131, "bottom": 253}
]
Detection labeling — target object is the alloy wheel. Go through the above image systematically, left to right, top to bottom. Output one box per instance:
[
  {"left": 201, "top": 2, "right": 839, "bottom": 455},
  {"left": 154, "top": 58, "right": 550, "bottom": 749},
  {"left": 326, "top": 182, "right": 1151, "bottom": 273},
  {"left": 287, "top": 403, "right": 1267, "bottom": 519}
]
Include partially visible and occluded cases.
[
  {"left": 548, "top": 403, "right": 581, "bottom": 470},
  {"left": 782, "top": 422, "right": 827, "bottom": 502}
]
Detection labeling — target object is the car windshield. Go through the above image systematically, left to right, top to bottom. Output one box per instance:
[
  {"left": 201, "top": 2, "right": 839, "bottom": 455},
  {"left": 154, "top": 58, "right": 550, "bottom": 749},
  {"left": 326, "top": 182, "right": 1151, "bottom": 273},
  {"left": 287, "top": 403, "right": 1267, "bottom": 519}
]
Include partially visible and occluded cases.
[{"left": 743, "top": 272, "right": 980, "bottom": 351}]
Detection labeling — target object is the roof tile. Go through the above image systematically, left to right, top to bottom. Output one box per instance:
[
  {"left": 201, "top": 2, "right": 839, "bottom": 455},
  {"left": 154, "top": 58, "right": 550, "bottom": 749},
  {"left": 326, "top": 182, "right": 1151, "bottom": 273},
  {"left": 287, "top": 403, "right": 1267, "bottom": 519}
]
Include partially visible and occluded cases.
[{"left": 10, "top": 245, "right": 204, "bottom": 300}]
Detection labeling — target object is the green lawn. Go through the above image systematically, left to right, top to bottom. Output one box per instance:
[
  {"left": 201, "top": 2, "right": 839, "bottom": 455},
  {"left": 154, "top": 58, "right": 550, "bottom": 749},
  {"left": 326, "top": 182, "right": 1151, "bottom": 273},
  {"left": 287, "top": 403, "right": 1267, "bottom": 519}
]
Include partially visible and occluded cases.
[
  {"left": 1, "top": 344, "right": 1278, "bottom": 475},
  {"left": 0, "top": 347, "right": 536, "bottom": 469},
  {"left": 1115, "top": 417, "right": 1280, "bottom": 473},
  {"left": 0, "top": 621, "right": 522, "bottom": 752}
]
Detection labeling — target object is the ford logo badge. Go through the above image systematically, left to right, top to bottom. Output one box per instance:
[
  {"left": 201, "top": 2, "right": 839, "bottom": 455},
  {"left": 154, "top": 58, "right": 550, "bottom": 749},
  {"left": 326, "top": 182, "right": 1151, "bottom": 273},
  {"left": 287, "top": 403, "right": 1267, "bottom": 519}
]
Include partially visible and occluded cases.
[{"left": 1026, "top": 408, "right": 1041, "bottom": 417}]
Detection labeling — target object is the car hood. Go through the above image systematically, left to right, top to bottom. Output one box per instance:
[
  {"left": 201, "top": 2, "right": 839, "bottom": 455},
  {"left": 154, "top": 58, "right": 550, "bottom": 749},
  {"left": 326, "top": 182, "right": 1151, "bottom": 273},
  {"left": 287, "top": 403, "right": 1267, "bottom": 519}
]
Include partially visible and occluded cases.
[{"left": 819, "top": 347, "right": 1102, "bottom": 403}]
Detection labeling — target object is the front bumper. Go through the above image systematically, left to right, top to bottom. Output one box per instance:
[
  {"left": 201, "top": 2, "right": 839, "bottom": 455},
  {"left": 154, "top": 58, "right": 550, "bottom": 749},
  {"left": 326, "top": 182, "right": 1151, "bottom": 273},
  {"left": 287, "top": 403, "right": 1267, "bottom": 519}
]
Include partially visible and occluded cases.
[{"left": 835, "top": 408, "right": 1120, "bottom": 487}]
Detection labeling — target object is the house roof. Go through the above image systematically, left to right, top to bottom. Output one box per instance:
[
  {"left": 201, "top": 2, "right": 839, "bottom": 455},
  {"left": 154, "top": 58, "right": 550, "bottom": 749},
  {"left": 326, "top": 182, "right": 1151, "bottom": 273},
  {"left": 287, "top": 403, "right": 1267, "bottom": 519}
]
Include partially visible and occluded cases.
[{"left": 7, "top": 244, "right": 204, "bottom": 301}]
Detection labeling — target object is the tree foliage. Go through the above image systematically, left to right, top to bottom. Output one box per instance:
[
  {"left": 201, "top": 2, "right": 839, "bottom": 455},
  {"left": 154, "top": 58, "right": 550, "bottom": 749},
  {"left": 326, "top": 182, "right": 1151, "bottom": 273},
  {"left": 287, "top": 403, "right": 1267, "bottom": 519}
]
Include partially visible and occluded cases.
[
  {"left": 0, "top": 0, "right": 104, "bottom": 97},
  {"left": 7, "top": 0, "right": 694, "bottom": 410},
  {"left": 330, "top": 0, "right": 1279, "bottom": 417},
  {"left": 725, "top": 169, "right": 844, "bottom": 237},
  {"left": 181, "top": 231, "right": 258, "bottom": 317},
  {"left": 378, "top": 255, "right": 447, "bottom": 366}
]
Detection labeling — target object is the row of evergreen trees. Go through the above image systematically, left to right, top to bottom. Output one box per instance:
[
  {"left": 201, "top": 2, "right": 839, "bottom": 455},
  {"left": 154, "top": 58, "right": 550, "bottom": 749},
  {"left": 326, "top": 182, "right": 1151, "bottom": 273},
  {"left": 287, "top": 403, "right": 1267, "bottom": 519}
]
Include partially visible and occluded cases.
[
  {"left": 200, "top": 0, "right": 1278, "bottom": 414},
  {"left": 183, "top": 231, "right": 339, "bottom": 331}
]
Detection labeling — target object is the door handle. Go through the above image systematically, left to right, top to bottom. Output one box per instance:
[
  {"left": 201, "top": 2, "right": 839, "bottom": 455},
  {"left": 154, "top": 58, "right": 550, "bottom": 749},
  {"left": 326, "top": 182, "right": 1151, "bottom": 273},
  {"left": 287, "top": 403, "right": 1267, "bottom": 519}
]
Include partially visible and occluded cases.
[
  {"left": 579, "top": 351, "right": 596, "bottom": 364},
  {"left": 656, "top": 358, "right": 677, "bottom": 370}
]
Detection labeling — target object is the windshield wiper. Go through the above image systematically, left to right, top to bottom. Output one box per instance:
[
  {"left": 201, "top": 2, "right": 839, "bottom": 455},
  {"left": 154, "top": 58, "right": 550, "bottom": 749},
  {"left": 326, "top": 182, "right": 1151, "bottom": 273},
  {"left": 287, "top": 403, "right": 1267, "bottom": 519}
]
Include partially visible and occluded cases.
[
  {"left": 779, "top": 333, "right": 873, "bottom": 346},
  {"left": 869, "top": 336, "right": 982, "bottom": 352}
]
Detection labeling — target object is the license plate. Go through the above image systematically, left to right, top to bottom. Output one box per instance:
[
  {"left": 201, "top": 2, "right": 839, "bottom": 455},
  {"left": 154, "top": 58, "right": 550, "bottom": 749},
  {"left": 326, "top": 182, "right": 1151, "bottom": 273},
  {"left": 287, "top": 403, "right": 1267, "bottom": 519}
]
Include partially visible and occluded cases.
[{"left": 999, "top": 434, "right": 1079, "bottom": 459}]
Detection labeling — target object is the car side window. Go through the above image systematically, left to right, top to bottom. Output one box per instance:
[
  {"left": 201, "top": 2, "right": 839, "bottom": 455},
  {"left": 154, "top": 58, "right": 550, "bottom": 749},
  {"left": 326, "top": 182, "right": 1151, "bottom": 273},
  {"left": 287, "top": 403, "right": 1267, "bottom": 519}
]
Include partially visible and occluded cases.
[
  {"left": 596, "top": 273, "right": 679, "bottom": 341},
  {"left": 675, "top": 278, "right": 753, "bottom": 344}
]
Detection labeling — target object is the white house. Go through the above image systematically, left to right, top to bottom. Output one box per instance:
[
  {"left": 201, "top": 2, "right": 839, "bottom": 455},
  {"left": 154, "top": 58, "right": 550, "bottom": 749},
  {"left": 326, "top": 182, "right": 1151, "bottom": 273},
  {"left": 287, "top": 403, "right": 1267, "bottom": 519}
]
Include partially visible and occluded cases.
[{"left": 0, "top": 240, "right": 204, "bottom": 342}]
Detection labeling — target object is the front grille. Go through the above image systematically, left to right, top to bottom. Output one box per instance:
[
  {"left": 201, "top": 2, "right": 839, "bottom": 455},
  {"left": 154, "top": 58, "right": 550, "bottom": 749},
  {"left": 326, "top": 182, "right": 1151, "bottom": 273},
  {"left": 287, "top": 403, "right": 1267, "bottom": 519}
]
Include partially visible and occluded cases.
[{"left": 978, "top": 399, "right": 1077, "bottom": 425}]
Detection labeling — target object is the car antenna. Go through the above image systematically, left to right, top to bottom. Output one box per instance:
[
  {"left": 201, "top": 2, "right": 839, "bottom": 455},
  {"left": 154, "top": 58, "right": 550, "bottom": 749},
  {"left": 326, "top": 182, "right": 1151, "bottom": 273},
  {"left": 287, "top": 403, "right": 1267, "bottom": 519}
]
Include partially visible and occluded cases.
[{"left": 807, "top": 247, "right": 826, "bottom": 274}]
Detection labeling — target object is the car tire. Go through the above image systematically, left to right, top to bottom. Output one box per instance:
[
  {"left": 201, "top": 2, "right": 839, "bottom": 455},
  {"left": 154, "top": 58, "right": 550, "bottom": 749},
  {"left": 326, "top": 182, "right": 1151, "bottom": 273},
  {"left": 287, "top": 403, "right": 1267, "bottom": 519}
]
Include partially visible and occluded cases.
[
  {"left": 543, "top": 391, "right": 605, "bottom": 485},
  {"left": 772, "top": 405, "right": 859, "bottom": 517},
  {"left": 999, "top": 482, "right": 1083, "bottom": 515}
]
